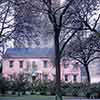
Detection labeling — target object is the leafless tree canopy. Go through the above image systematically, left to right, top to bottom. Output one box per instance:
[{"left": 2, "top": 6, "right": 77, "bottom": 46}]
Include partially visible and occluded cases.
[
  {"left": 0, "top": 0, "right": 100, "bottom": 99},
  {"left": 0, "top": 1, "right": 14, "bottom": 54},
  {"left": 65, "top": 33, "right": 100, "bottom": 83}
]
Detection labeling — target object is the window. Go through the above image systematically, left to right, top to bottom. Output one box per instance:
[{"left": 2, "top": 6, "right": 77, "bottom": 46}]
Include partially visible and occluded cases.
[
  {"left": 63, "top": 59, "right": 69, "bottom": 68},
  {"left": 43, "top": 60, "right": 48, "bottom": 68},
  {"left": 9, "top": 61, "right": 14, "bottom": 68},
  {"left": 19, "top": 61, "right": 23, "bottom": 68},
  {"left": 26, "top": 61, "right": 30, "bottom": 71},
  {"left": 32, "top": 61, "right": 37, "bottom": 71},
  {"left": 73, "top": 62, "right": 79, "bottom": 70},
  {"left": 64, "top": 63, "right": 69, "bottom": 68},
  {"left": 43, "top": 74, "right": 48, "bottom": 80},
  {"left": 65, "top": 74, "right": 68, "bottom": 81},
  {"left": 73, "top": 75, "right": 77, "bottom": 82}
]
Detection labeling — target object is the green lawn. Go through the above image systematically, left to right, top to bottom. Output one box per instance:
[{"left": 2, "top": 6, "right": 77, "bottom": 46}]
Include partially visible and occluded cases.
[
  {"left": 0, "top": 95, "right": 84, "bottom": 100},
  {"left": 0, "top": 95, "right": 55, "bottom": 100}
]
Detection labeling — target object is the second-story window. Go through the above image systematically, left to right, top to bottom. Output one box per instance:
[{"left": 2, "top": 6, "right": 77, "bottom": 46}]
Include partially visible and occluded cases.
[
  {"left": 63, "top": 59, "right": 69, "bottom": 68},
  {"left": 43, "top": 60, "right": 48, "bottom": 68},
  {"left": 9, "top": 61, "right": 14, "bottom": 68},
  {"left": 19, "top": 61, "right": 23, "bottom": 68},
  {"left": 26, "top": 61, "right": 30, "bottom": 71},
  {"left": 73, "top": 62, "right": 79, "bottom": 70},
  {"left": 64, "top": 63, "right": 69, "bottom": 68}
]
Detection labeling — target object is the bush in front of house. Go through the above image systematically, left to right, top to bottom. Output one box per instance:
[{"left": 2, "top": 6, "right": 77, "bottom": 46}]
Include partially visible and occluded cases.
[
  {"left": 8, "top": 73, "right": 32, "bottom": 96},
  {"left": 1, "top": 74, "right": 100, "bottom": 98},
  {"left": 0, "top": 75, "right": 9, "bottom": 95},
  {"left": 26, "top": 80, "right": 100, "bottom": 98},
  {"left": 30, "top": 80, "right": 86, "bottom": 97},
  {"left": 30, "top": 80, "right": 83, "bottom": 96},
  {"left": 31, "top": 80, "right": 56, "bottom": 95},
  {"left": 32, "top": 80, "right": 51, "bottom": 95},
  {"left": 47, "top": 80, "right": 56, "bottom": 95},
  {"left": 37, "top": 81, "right": 48, "bottom": 95},
  {"left": 61, "top": 82, "right": 82, "bottom": 97},
  {"left": 72, "top": 83, "right": 100, "bottom": 98},
  {"left": 84, "top": 83, "right": 100, "bottom": 98}
]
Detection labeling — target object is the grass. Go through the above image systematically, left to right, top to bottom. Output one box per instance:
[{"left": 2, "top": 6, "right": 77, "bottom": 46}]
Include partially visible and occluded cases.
[
  {"left": 0, "top": 95, "right": 85, "bottom": 100},
  {"left": 0, "top": 95, "right": 55, "bottom": 100}
]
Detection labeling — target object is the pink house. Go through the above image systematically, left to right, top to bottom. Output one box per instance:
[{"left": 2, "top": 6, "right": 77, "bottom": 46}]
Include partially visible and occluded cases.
[{"left": 2, "top": 48, "right": 81, "bottom": 83}]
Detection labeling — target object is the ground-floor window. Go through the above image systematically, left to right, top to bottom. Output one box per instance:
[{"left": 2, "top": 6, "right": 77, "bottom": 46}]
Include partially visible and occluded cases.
[
  {"left": 43, "top": 74, "right": 48, "bottom": 80},
  {"left": 65, "top": 74, "right": 68, "bottom": 81},
  {"left": 73, "top": 75, "right": 77, "bottom": 82}
]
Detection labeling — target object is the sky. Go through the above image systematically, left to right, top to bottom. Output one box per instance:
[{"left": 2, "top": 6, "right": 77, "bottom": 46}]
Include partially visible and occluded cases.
[
  {"left": 3, "top": 0, "right": 100, "bottom": 49},
  {"left": 6, "top": 0, "right": 66, "bottom": 48},
  {"left": 60, "top": 0, "right": 65, "bottom": 5}
]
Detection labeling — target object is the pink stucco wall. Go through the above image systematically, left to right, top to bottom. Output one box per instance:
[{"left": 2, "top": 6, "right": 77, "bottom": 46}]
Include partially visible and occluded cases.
[{"left": 2, "top": 57, "right": 81, "bottom": 83}]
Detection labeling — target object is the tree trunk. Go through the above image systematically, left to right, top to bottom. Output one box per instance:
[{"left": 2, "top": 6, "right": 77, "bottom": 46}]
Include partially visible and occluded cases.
[
  {"left": 54, "top": 31, "right": 62, "bottom": 100},
  {"left": 84, "top": 64, "right": 91, "bottom": 84}
]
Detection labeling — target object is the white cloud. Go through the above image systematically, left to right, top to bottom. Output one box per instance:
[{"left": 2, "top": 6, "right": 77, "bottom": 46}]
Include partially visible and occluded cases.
[{"left": 60, "top": 0, "right": 65, "bottom": 5}]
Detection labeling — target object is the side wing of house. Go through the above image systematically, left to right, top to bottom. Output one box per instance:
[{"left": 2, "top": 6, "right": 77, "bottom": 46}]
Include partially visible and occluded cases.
[{"left": 61, "top": 59, "right": 81, "bottom": 83}]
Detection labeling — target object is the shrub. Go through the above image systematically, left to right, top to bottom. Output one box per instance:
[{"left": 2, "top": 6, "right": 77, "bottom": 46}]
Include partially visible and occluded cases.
[
  {"left": 8, "top": 73, "right": 31, "bottom": 96},
  {"left": 0, "top": 75, "right": 9, "bottom": 95},
  {"left": 47, "top": 80, "right": 56, "bottom": 95},
  {"left": 61, "top": 83, "right": 83, "bottom": 96},
  {"left": 86, "top": 83, "right": 100, "bottom": 98}
]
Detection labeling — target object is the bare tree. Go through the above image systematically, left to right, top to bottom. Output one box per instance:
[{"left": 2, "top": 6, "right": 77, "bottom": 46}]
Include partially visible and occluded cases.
[
  {"left": 1, "top": 0, "right": 99, "bottom": 99},
  {"left": 11, "top": 0, "right": 100, "bottom": 100},
  {"left": 11, "top": 0, "right": 42, "bottom": 47},
  {"left": 30, "top": 0, "right": 100, "bottom": 99},
  {"left": 67, "top": 0, "right": 100, "bottom": 34},
  {"left": 0, "top": 1, "right": 14, "bottom": 55},
  {"left": 24, "top": 1, "right": 83, "bottom": 100},
  {"left": 65, "top": 33, "right": 100, "bottom": 84}
]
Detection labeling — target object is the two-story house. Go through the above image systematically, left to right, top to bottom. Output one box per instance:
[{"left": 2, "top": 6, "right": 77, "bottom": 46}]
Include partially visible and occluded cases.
[{"left": 2, "top": 48, "right": 81, "bottom": 83}]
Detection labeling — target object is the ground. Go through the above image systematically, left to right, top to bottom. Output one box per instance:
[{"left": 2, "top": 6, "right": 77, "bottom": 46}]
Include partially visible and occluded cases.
[{"left": 0, "top": 95, "right": 97, "bottom": 100}]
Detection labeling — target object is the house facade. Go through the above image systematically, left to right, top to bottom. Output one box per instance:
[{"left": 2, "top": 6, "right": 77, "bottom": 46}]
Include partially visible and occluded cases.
[
  {"left": 2, "top": 48, "right": 81, "bottom": 83},
  {"left": 89, "top": 58, "right": 100, "bottom": 83}
]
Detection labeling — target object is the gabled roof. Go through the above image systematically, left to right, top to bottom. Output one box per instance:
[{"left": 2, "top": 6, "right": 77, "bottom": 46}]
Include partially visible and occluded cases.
[{"left": 3, "top": 48, "right": 54, "bottom": 58}]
